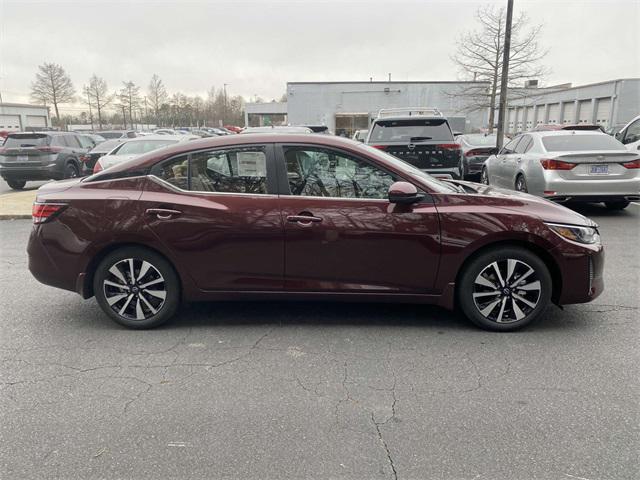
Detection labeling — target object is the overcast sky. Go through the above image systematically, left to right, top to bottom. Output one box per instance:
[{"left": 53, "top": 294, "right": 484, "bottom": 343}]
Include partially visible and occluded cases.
[{"left": 0, "top": 0, "right": 638, "bottom": 114}]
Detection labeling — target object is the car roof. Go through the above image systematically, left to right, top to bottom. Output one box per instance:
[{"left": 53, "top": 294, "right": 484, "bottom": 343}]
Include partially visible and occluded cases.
[{"left": 526, "top": 130, "right": 609, "bottom": 138}]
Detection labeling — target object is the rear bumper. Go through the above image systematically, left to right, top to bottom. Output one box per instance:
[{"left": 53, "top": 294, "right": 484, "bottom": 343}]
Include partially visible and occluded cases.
[
  {"left": 0, "top": 163, "right": 65, "bottom": 181},
  {"left": 422, "top": 167, "right": 462, "bottom": 180},
  {"left": 541, "top": 173, "right": 640, "bottom": 200},
  {"left": 27, "top": 224, "right": 80, "bottom": 293}
]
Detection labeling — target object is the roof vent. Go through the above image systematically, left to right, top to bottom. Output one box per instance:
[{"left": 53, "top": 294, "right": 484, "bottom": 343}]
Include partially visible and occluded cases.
[{"left": 525, "top": 79, "right": 539, "bottom": 88}]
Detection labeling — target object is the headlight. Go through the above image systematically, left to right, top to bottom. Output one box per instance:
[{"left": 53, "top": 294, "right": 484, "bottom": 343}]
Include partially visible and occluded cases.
[{"left": 546, "top": 223, "right": 601, "bottom": 244}]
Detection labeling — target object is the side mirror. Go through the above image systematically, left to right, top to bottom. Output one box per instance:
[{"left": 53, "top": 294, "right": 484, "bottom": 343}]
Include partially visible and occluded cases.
[
  {"left": 614, "top": 131, "right": 623, "bottom": 141},
  {"left": 388, "top": 181, "right": 423, "bottom": 204}
]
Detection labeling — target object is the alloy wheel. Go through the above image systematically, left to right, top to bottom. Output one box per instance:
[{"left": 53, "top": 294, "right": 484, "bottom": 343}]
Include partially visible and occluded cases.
[
  {"left": 480, "top": 168, "right": 489, "bottom": 185},
  {"left": 516, "top": 176, "right": 527, "bottom": 192},
  {"left": 103, "top": 258, "right": 167, "bottom": 320},
  {"left": 472, "top": 259, "right": 541, "bottom": 323}
]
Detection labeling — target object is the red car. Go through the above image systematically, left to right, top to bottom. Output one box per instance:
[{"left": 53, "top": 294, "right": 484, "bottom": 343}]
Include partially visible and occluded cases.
[{"left": 27, "top": 134, "right": 604, "bottom": 331}]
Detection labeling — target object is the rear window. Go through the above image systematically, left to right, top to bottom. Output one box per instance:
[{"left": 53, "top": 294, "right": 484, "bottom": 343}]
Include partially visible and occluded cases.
[
  {"left": 369, "top": 119, "right": 452, "bottom": 143},
  {"left": 97, "top": 132, "right": 123, "bottom": 139},
  {"left": 4, "top": 134, "right": 50, "bottom": 148},
  {"left": 542, "top": 134, "right": 624, "bottom": 152},
  {"left": 115, "top": 139, "right": 177, "bottom": 155}
]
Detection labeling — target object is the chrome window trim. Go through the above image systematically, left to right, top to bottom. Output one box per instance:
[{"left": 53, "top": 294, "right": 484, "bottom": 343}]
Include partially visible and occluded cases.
[{"left": 147, "top": 174, "right": 278, "bottom": 198}]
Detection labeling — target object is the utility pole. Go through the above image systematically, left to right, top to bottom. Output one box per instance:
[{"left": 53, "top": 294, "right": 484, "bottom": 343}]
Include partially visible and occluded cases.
[{"left": 496, "top": 0, "right": 514, "bottom": 150}]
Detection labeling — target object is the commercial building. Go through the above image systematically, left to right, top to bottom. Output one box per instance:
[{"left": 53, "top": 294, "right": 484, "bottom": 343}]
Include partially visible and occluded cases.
[
  {"left": 504, "top": 78, "right": 640, "bottom": 134},
  {"left": 285, "top": 81, "right": 490, "bottom": 137},
  {"left": 244, "top": 102, "right": 288, "bottom": 127},
  {"left": 0, "top": 103, "right": 51, "bottom": 132}
]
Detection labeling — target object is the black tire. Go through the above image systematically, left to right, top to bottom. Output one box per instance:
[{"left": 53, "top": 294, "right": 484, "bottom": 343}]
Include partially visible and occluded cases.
[
  {"left": 64, "top": 162, "right": 79, "bottom": 179},
  {"left": 480, "top": 167, "right": 489, "bottom": 185},
  {"left": 515, "top": 175, "right": 528, "bottom": 193},
  {"left": 7, "top": 179, "right": 26, "bottom": 190},
  {"left": 604, "top": 201, "right": 629, "bottom": 211},
  {"left": 93, "top": 247, "right": 180, "bottom": 329},
  {"left": 458, "top": 247, "right": 552, "bottom": 331}
]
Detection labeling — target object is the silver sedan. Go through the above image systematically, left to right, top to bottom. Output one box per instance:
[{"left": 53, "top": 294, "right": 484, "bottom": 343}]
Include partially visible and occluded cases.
[{"left": 481, "top": 131, "right": 640, "bottom": 210}]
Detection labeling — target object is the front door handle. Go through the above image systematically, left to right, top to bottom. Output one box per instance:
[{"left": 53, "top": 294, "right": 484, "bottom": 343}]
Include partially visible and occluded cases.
[
  {"left": 146, "top": 208, "right": 182, "bottom": 220},
  {"left": 287, "top": 214, "right": 322, "bottom": 224}
]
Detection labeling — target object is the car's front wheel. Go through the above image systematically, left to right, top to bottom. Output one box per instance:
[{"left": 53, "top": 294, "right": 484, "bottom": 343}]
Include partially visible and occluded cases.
[
  {"left": 64, "top": 162, "right": 79, "bottom": 179},
  {"left": 480, "top": 167, "right": 489, "bottom": 185},
  {"left": 6, "top": 179, "right": 26, "bottom": 190},
  {"left": 604, "top": 201, "right": 629, "bottom": 211},
  {"left": 93, "top": 247, "right": 180, "bottom": 329},
  {"left": 458, "top": 247, "right": 552, "bottom": 331}
]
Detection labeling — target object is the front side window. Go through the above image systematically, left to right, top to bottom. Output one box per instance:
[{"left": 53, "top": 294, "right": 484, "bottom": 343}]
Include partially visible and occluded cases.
[
  {"left": 623, "top": 119, "right": 640, "bottom": 144},
  {"left": 515, "top": 135, "right": 532, "bottom": 154},
  {"left": 501, "top": 137, "right": 521, "bottom": 154},
  {"left": 153, "top": 146, "right": 269, "bottom": 194},
  {"left": 284, "top": 146, "right": 397, "bottom": 199}
]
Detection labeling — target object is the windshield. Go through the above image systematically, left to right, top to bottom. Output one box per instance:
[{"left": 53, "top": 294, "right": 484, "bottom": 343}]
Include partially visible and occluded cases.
[
  {"left": 369, "top": 119, "right": 452, "bottom": 143},
  {"left": 4, "top": 134, "right": 50, "bottom": 148},
  {"left": 463, "top": 134, "right": 499, "bottom": 146},
  {"left": 542, "top": 134, "right": 625, "bottom": 152},
  {"left": 115, "top": 139, "right": 177, "bottom": 155},
  {"left": 357, "top": 143, "right": 459, "bottom": 193}
]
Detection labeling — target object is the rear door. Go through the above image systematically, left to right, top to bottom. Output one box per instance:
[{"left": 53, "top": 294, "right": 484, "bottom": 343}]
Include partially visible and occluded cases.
[
  {"left": 367, "top": 118, "right": 461, "bottom": 173},
  {"left": 505, "top": 134, "right": 533, "bottom": 187},
  {"left": 493, "top": 137, "right": 522, "bottom": 187},
  {"left": 140, "top": 143, "right": 285, "bottom": 291},
  {"left": 276, "top": 143, "right": 441, "bottom": 293}
]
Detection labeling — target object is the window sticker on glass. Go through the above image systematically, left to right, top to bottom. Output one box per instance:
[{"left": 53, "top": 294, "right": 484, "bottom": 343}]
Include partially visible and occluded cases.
[{"left": 237, "top": 151, "right": 267, "bottom": 177}]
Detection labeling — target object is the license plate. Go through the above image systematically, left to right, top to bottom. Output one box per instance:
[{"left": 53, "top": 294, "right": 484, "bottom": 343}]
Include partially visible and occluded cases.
[
  {"left": 16, "top": 155, "right": 29, "bottom": 162},
  {"left": 590, "top": 164, "right": 608, "bottom": 174}
]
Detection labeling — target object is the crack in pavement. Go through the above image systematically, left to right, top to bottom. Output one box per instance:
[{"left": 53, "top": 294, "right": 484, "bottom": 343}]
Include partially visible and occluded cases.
[{"left": 371, "top": 412, "right": 398, "bottom": 480}]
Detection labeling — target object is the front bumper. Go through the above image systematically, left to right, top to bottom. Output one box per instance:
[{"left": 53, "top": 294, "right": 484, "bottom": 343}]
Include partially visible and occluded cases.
[{"left": 554, "top": 241, "right": 604, "bottom": 305}]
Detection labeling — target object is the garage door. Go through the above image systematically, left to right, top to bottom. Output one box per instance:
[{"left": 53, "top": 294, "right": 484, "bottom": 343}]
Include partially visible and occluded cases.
[
  {"left": 595, "top": 98, "right": 611, "bottom": 129},
  {"left": 578, "top": 100, "right": 593, "bottom": 124},
  {"left": 562, "top": 102, "right": 576, "bottom": 124},
  {"left": 547, "top": 104, "right": 560, "bottom": 125},
  {"left": 525, "top": 106, "right": 534, "bottom": 130},
  {"left": 508, "top": 108, "right": 516, "bottom": 133},
  {"left": 515, "top": 108, "right": 523, "bottom": 132},
  {"left": 335, "top": 113, "right": 369, "bottom": 138},
  {"left": 0, "top": 115, "right": 21, "bottom": 131},
  {"left": 26, "top": 115, "right": 47, "bottom": 128}
]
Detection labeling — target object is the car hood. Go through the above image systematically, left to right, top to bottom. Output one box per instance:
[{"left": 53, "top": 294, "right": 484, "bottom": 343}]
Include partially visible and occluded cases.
[{"left": 453, "top": 180, "right": 598, "bottom": 228}]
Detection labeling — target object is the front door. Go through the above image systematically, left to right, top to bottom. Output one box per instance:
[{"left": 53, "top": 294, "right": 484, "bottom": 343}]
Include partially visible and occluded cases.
[
  {"left": 140, "top": 144, "right": 284, "bottom": 291},
  {"left": 277, "top": 144, "right": 440, "bottom": 293}
]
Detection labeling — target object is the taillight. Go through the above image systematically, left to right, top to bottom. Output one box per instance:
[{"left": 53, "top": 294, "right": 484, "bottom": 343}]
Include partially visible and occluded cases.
[
  {"left": 435, "top": 144, "right": 461, "bottom": 150},
  {"left": 371, "top": 145, "right": 387, "bottom": 150},
  {"left": 36, "top": 146, "right": 64, "bottom": 153},
  {"left": 465, "top": 148, "right": 487, "bottom": 157},
  {"left": 621, "top": 158, "right": 640, "bottom": 169},
  {"left": 540, "top": 159, "right": 576, "bottom": 170},
  {"left": 93, "top": 160, "right": 103, "bottom": 173},
  {"left": 32, "top": 202, "right": 67, "bottom": 224}
]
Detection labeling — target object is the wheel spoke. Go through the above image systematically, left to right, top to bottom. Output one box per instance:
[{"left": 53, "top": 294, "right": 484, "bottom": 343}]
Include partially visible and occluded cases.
[
  {"left": 128, "top": 258, "right": 136, "bottom": 284},
  {"left": 506, "top": 259, "right": 517, "bottom": 284},
  {"left": 137, "top": 261, "right": 152, "bottom": 281},
  {"left": 491, "top": 262, "right": 505, "bottom": 287},
  {"left": 109, "top": 265, "right": 127, "bottom": 284},
  {"left": 511, "top": 267, "right": 534, "bottom": 287},
  {"left": 475, "top": 274, "right": 497, "bottom": 289},
  {"left": 139, "top": 278, "right": 163, "bottom": 289},
  {"left": 104, "top": 279, "right": 128, "bottom": 289},
  {"left": 518, "top": 280, "right": 541, "bottom": 291},
  {"left": 144, "top": 289, "right": 166, "bottom": 300},
  {"left": 473, "top": 290, "right": 501, "bottom": 298},
  {"left": 139, "top": 292, "right": 158, "bottom": 315},
  {"left": 106, "top": 293, "right": 128, "bottom": 306},
  {"left": 513, "top": 293, "right": 537, "bottom": 309},
  {"left": 118, "top": 294, "right": 134, "bottom": 315},
  {"left": 135, "top": 297, "right": 145, "bottom": 320},
  {"left": 496, "top": 297, "right": 507, "bottom": 323},
  {"left": 479, "top": 298, "right": 501, "bottom": 317},
  {"left": 512, "top": 298, "right": 526, "bottom": 320}
]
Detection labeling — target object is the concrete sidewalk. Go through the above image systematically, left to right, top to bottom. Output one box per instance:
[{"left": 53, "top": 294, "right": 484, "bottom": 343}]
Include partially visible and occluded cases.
[{"left": 0, "top": 189, "right": 37, "bottom": 219}]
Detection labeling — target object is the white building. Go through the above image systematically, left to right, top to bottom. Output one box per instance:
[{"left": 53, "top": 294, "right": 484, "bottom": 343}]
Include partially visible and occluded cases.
[
  {"left": 503, "top": 78, "right": 640, "bottom": 134},
  {"left": 285, "top": 81, "right": 490, "bottom": 137},
  {"left": 244, "top": 102, "right": 288, "bottom": 127},
  {"left": 0, "top": 103, "right": 51, "bottom": 132}
]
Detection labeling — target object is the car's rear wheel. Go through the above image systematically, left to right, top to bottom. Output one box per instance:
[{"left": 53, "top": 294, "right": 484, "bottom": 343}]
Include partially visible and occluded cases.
[
  {"left": 64, "top": 162, "right": 79, "bottom": 179},
  {"left": 480, "top": 167, "right": 489, "bottom": 185},
  {"left": 515, "top": 175, "right": 528, "bottom": 193},
  {"left": 7, "top": 179, "right": 26, "bottom": 190},
  {"left": 604, "top": 201, "right": 629, "bottom": 211},
  {"left": 93, "top": 247, "right": 180, "bottom": 329},
  {"left": 458, "top": 247, "right": 552, "bottom": 331}
]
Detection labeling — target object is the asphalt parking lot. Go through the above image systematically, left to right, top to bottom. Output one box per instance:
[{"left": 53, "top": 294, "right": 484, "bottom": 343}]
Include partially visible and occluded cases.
[{"left": 1, "top": 204, "right": 638, "bottom": 480}]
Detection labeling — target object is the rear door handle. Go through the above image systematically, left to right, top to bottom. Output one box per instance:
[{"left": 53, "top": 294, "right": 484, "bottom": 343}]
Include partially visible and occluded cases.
[
  {"left": 146, "top": 208, "right": 182, "bottom": 220},
  {"left": 287, "top": 215, "right": 322, "bottom": 224}
]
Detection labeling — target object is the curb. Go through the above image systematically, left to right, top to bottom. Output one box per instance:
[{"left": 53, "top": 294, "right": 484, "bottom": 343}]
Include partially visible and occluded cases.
[{"left": 0, "top": 214, "right": 32, "bottom": 220}]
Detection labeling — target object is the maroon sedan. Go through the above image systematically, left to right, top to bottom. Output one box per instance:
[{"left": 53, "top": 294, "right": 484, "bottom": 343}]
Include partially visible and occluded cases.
[{"left": 27, "top": 134, "right": 604, "bottom": 331}]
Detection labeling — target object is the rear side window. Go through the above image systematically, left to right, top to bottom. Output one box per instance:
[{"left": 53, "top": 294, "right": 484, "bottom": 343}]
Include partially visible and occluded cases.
[
  {"left": 369, "top": 119, "right": 453, "bottom": 143},
  {"left": 4, "top": 134, "right": 50, "bottom": 148},
  {"left": 542, "top": 134, "right": 625, "bottom": 152},
  {"left": 66, "top": 135, "right": 81, "bottom": 148},
  {"left": 78, "top": 135, "right": 95, "bottom": 149},
  {"left": 153, "top": 146, "right": 269, "bottom": 194}
]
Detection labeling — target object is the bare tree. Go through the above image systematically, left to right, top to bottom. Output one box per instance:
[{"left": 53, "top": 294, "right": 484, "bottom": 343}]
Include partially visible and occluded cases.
[
  {"left": 450, "top": 5, "right": 548, "bottom": 131},
  {"left": 30, "top": 62, "right": 76, "bottom": 123},
  {"left": 147, "top": 74, "right": 168, "bottom": 125},
  {"left": 85, "top": 75, "right": 112, "bottom": 129},
  {"left": 118, "top": 81, "right": 141, "bottom": 129}
]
